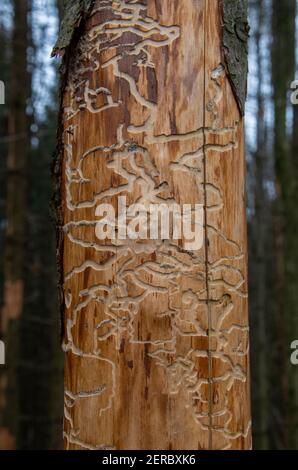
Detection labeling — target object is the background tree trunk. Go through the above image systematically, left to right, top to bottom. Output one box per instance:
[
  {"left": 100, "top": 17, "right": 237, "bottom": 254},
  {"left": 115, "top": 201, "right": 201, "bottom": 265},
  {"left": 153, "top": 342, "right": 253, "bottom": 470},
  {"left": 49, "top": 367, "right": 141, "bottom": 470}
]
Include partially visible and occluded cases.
[
  {"left": 0, "top": 0, "right": 30, "bottom": 450},
  {"left": 56, "top": 0, "right": 251, "bottom": 450},
  {"left": 249, "top": 0, "right": 269, "bottom": 449},
  {"left": 271, "top": 0, "right": 297, "bottom": 449}
]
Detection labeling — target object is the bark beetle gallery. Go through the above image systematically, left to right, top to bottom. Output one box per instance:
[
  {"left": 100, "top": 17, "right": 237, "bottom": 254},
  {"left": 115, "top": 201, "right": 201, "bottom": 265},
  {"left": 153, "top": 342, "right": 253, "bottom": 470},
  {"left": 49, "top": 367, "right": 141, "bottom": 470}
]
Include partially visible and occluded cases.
[{"left": 53, "top": 0, "right": 251, "bottom": 450}]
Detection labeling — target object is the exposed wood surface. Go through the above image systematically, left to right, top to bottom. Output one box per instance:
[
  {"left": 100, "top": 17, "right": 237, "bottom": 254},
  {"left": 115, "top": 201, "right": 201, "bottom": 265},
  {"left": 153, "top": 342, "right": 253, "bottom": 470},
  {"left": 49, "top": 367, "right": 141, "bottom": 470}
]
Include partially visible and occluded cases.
[{"left": 60, "top": 0, "right": 251, "bottom": 450}]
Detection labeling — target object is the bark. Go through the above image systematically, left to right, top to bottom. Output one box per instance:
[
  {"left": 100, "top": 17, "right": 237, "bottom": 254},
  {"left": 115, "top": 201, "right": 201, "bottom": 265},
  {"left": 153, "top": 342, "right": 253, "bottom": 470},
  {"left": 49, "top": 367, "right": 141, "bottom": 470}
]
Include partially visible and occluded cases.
[
  {"left": 56, "top": 0, "right": 251, "bottom": 450},
  {"left": 56, "top": 0, "right": 65, "bottom": 23},
  {"left": 221, "top": 0, "right": 249, "bottom": 116}
]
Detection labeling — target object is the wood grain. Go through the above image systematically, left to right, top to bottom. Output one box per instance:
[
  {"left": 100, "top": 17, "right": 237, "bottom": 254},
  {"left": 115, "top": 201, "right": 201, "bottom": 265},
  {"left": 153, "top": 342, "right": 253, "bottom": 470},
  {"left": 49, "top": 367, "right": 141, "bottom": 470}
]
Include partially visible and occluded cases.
[{"left": 60, "top": 0, "right": 251, "bottom": 450}]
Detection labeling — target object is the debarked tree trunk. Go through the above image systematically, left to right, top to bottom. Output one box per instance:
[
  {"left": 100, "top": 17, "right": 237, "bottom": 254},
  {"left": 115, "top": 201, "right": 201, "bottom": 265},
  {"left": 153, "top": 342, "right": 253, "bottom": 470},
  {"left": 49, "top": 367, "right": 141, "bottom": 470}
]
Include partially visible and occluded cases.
[{"left": 53, "top": 0, "right": 252, "bottom": 450}]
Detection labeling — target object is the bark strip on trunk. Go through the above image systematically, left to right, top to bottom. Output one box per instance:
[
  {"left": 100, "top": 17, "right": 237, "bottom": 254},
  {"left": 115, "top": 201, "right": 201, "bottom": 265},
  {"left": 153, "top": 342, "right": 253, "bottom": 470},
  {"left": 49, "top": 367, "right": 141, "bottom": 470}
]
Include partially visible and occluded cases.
[{"left": 56, "top": 0, "right": 251, "bottom": 450}]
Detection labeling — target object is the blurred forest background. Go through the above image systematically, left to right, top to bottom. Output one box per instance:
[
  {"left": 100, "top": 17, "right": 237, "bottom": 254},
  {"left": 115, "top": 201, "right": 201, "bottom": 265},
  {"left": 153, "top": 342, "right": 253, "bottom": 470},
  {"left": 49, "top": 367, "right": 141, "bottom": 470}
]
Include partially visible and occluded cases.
[{"left": 0, "top": 0, "right": 298, "bottom": 450}]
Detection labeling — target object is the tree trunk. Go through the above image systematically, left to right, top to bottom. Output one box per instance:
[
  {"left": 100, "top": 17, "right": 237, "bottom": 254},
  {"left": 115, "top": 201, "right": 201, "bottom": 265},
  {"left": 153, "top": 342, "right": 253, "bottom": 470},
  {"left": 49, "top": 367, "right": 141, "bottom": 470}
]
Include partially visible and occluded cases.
[
  {"left": 0, "top": 0, "right": 30, "bottom": 450},
  {"left": 55, "top": 0, "right": 251, "bottom": 450},
  {"left": 56, "top": 0, "right": 64, "bottom": 24},
  {"left": 250, "top": 0, "right": 269, "bottom": 449},
  {"left": 271, "top": 0, "right": 297, "bottom": 448}
]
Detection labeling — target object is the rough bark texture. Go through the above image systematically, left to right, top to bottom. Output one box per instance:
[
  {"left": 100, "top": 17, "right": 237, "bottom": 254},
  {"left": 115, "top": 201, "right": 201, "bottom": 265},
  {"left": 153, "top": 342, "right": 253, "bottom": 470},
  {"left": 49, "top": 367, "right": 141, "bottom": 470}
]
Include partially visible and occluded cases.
[
  {"left": 52, "top": 0, "right": 94, "bottom": 55},
  {"left": 57, "top": 0, "right": 251, "bottom": 450},
  {"left": 221, "top": 0, "right": 249, "bottom": 116}
]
